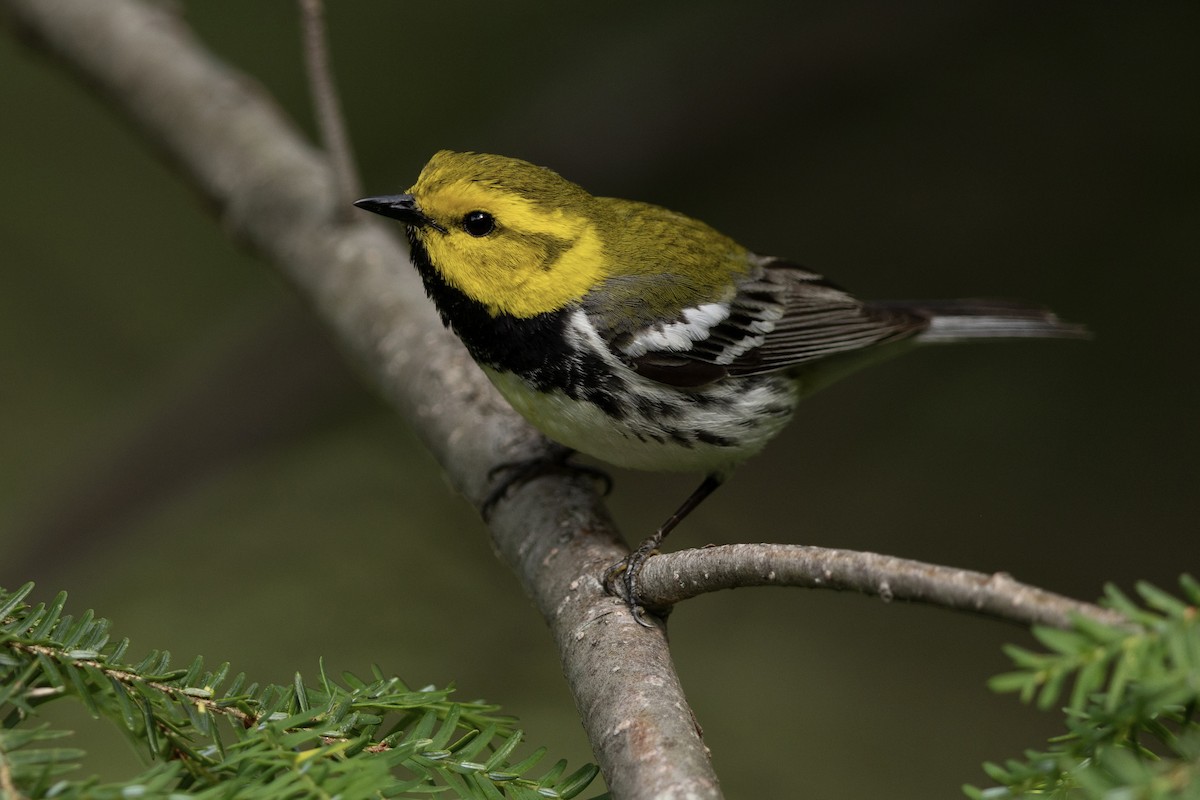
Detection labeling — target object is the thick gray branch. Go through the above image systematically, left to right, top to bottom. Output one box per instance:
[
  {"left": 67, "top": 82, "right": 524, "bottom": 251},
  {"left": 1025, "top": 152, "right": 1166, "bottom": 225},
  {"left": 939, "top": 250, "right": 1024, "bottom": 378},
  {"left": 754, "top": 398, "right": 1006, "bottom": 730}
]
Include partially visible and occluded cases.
[
  {"left": 1, "top": 1, "right": 718, "bottom": 797},
  {"left": 638, "top": 544, "right": 1125, "bottom": 629}
]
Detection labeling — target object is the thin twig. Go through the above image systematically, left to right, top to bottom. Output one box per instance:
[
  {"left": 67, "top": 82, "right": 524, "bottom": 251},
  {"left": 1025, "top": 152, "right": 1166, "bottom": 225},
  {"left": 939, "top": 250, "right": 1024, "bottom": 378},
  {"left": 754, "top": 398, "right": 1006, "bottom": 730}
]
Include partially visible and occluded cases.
[
  {"left": 298, "top": 0, "right": 360, "bottom": 216},
  {"left": 638, "top": 544, "right": 1126, "bottom": 629},
  {"left": 13, "top": 643, "right": 254, "bottom": 727},
  {"left": 0, "top": 745, "right": 25, "bottom": 800}
]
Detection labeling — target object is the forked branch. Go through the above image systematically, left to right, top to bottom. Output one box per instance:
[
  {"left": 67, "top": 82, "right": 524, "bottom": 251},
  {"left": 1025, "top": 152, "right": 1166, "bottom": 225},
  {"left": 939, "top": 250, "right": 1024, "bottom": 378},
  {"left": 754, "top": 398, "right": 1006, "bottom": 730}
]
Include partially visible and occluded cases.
[{"left": 1, "top": 2, "right": 1119, "bottom": 799}]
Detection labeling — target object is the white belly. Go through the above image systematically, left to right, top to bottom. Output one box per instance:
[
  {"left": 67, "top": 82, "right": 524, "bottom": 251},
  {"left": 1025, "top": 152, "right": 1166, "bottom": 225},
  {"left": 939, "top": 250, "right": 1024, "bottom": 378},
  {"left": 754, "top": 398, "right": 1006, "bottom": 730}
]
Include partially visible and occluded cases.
[{"left": 483, "top": 366, "right": 798, "bottom": 474}]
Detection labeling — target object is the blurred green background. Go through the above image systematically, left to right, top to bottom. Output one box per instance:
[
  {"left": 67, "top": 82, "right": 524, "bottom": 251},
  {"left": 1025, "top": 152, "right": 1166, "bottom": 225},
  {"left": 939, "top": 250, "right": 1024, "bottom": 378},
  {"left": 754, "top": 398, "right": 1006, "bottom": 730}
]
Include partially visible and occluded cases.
[{"left": 2, "top": 1, "right": 1196, "bottom": 796}]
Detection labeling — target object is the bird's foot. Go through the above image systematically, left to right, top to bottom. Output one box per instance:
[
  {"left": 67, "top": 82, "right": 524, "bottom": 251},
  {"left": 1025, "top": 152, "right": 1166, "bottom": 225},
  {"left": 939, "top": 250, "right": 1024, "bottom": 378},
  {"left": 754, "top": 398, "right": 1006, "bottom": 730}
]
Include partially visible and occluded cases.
[
  {"left": 481, "top": 444, "right": 612, "bottom": 521},
  {"left": 604, "top": 531, "right": 666, "bottom": 627}
]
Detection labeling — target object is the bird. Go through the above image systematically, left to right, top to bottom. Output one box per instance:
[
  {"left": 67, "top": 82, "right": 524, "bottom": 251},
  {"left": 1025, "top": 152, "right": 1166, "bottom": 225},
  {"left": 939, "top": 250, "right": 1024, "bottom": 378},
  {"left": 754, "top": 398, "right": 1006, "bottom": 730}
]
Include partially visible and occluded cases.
[{"left": 354, "top": 150, "right": 1088, "bottom": 624}]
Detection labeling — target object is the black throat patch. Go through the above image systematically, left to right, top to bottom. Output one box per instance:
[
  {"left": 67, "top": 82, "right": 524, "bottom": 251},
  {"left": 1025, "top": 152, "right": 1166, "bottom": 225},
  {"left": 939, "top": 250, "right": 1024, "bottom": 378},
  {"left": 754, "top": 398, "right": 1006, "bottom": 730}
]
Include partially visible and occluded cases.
[{"left": 407, "top": 234, "right": 630, "bottom": 418}]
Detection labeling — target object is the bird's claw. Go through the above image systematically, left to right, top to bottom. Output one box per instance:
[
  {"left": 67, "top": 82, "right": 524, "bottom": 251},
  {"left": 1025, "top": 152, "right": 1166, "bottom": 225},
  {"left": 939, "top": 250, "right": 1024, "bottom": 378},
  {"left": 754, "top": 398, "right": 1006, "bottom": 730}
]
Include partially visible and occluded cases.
[
  {"left": 481, "top": 446, "right": 613, "bottom": 521},
  {"left": 604, "top": 533, "right": 666, "bottom": 627}
]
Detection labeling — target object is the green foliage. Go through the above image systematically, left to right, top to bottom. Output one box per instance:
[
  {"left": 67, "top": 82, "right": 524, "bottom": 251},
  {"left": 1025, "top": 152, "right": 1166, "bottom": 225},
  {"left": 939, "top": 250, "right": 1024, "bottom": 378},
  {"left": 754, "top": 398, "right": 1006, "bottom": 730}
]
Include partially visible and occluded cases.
[
  {"left": 966, "top": 577, "right": 1200, "bottom": 799},
  {"left": 0, "top": 583, "right": 601, "bottom": 799}
]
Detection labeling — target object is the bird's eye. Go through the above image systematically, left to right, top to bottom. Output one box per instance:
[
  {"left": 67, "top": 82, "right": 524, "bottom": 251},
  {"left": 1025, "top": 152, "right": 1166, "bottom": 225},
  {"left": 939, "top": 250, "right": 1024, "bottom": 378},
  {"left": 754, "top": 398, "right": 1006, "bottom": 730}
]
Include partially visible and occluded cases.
[{"left": 462, "top": 210, "right": 496, "bottom": 237}]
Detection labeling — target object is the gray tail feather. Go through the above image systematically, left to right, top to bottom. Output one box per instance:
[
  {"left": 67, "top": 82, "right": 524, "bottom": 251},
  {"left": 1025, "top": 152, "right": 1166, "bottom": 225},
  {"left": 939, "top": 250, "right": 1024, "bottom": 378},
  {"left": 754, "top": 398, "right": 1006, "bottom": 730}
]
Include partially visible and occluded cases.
[{"left": 867, "top": 299, "right": 1091, "bottom": 343}]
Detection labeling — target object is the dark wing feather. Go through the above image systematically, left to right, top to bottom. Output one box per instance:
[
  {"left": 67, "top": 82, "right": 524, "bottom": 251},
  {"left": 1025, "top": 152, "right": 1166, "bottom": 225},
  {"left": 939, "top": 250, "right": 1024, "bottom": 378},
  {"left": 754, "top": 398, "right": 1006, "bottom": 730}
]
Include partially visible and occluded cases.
[
  {"left": 598, "top": 257, "right": 929, "bottom": 388},
  {"left": 721, "top": 261, "right": 925, "bottom": 376}
]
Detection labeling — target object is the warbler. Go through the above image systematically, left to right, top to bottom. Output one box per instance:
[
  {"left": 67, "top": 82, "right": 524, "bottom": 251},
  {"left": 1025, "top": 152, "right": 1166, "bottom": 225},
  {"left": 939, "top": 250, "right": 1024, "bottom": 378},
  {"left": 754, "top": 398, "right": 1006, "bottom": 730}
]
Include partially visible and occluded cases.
[{"left": 355, "top": 150, "right": 1086, "bottom": 621}]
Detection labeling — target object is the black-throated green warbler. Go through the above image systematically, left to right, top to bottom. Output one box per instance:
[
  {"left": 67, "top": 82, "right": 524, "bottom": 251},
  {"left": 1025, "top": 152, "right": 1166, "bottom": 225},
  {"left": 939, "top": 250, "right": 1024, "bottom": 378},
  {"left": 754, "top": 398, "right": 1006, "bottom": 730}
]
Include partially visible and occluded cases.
[{"left": 355, "top": 151, "right": 1086, "bottom": 622}]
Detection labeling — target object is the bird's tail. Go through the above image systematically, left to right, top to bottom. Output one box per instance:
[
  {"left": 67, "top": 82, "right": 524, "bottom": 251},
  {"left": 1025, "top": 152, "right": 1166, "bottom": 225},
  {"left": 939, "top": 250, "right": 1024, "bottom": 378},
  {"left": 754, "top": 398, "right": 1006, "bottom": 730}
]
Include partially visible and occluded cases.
[{"left": 867, "top": 299, "right": 1091, "bottom": 343}]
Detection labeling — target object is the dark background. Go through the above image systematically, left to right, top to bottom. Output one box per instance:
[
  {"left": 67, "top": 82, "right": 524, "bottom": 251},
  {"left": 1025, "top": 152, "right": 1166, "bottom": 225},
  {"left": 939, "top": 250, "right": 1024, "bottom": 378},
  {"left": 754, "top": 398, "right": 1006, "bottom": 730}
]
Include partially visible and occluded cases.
[{"left": 2, "top": 2, "right": 1196, "bottom": 796}]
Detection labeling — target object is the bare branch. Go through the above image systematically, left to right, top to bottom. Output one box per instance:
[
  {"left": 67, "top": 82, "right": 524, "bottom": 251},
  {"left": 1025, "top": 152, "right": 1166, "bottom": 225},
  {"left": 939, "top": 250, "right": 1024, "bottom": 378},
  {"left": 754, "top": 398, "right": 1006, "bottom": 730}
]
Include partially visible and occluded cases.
[
  {"left": 1, "top": 0, "right": 719, "bottom": 797},
  {"left": 298, "top": 0, "right": 360, "bottom": 214},
  {"left": 638, "top": 544, "right": 1126, "bottom": 629}
]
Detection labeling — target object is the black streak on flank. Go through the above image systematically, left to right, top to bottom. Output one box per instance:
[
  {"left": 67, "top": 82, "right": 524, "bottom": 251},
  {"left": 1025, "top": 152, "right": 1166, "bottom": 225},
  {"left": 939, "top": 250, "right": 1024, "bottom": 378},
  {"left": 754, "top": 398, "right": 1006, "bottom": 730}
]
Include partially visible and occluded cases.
[{"left": 695, "top": 431, "right": 736, "bottom": 447}]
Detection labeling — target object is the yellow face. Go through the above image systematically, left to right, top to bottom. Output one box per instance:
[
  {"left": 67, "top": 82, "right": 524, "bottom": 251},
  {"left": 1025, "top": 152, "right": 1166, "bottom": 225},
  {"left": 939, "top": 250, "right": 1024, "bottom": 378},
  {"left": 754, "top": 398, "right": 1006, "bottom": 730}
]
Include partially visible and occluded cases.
[{"left": 406, "top": 151, "right": 609, "bottom": 319}]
